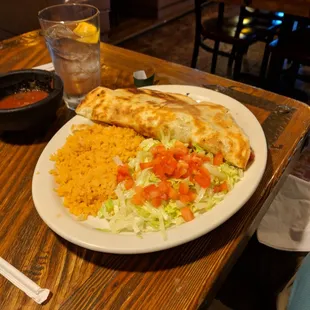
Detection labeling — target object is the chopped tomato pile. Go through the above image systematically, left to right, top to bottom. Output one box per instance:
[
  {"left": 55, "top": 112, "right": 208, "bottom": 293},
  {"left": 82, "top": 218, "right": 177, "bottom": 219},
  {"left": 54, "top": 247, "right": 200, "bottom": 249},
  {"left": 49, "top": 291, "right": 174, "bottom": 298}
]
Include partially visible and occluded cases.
[
  {"left": 116, "top": 141, "right": 228, "bottom": 222},
  {"left": 141, "top": 141, "right": 213, "bottom": 186},
  {"left": 130, "top": 179, "right": 197, "bottom": 207}
]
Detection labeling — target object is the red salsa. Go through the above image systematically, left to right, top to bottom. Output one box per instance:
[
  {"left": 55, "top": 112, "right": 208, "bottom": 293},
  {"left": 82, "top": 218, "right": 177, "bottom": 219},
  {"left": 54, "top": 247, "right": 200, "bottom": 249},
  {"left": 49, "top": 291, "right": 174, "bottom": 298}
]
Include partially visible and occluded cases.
[{"left": 0, "top": 90, "right": 48, "bottom": 109}]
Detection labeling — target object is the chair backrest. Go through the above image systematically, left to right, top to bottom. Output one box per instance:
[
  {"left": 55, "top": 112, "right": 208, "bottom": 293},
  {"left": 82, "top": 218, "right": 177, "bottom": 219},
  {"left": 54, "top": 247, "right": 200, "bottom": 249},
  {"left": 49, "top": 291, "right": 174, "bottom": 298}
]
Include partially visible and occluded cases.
[
  {"left": 194, "top": 0, "right": 245, "bottom": 39},
  {"left": 194, "top": 0, "right": 224, "bottom": 29},
  {"left": 195, "top": 0, "right": 246, "bottom": 26}
]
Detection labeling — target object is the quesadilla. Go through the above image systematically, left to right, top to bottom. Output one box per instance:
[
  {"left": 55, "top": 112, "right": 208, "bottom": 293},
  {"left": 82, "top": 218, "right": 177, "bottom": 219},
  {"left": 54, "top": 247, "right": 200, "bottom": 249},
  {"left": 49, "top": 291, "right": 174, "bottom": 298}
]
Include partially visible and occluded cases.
[{"left": 76, "top": 87, "right": 251, "bottom": 169}]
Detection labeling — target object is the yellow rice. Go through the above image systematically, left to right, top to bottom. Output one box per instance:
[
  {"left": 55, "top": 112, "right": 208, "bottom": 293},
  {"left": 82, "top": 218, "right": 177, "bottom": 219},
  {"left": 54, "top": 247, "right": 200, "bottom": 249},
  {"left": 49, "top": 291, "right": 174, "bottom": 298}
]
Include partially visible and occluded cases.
[{"left": 50, "top": 124, "right": 143, "bottom": 217}]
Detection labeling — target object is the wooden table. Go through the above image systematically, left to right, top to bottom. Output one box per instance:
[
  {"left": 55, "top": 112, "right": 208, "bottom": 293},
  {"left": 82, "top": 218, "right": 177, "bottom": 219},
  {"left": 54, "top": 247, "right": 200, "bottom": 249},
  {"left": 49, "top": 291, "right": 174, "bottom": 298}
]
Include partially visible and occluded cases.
[
  {"left": 219, "top": 0, "right": 310, "bottom": 18},
  {"left": 0, "top": 30, "right": 309, "bottom": 310}
]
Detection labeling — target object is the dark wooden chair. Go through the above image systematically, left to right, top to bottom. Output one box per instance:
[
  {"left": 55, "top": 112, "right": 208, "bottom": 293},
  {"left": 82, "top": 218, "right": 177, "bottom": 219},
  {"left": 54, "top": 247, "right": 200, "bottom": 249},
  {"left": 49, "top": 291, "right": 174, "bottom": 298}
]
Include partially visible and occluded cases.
[
  {"left": 191, "top": 0, "right": 283, "bottom": 80},
  {"left": 266, "top": 25, "right": 310, "bottom": 94}
]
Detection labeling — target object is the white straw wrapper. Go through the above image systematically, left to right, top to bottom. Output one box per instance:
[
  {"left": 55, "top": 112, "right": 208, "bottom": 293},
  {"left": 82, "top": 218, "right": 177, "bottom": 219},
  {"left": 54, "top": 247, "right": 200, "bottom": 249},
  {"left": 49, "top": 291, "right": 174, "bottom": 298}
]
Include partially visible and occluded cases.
[{"left": 0, "top": 257, "right": 50, "bottom": 304}]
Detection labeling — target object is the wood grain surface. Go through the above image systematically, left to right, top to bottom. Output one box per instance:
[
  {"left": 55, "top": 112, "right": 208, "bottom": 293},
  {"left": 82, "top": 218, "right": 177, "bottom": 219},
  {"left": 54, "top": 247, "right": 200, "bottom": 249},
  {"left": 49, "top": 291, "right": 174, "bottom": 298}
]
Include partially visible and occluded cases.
[
  {"left": 217, "top": 0, "right": 310, "bottom": 18},
  {"left": 0, "top": 31, "right": 309, "bottom": 310}
]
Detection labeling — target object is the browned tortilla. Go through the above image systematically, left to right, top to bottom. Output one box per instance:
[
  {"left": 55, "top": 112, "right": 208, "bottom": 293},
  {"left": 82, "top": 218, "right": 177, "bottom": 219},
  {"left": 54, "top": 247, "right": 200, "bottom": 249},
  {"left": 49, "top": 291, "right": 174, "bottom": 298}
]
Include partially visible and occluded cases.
[{"left": 76, "top": 87, "right": 251, "bottom": 169}]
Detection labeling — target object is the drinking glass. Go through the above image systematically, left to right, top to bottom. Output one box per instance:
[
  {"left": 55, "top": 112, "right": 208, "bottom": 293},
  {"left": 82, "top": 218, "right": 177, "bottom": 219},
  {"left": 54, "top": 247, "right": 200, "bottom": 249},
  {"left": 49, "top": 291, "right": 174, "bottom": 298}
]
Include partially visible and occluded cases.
[{"left": 38, "top": 4, "right": 101, "bottom": 110}]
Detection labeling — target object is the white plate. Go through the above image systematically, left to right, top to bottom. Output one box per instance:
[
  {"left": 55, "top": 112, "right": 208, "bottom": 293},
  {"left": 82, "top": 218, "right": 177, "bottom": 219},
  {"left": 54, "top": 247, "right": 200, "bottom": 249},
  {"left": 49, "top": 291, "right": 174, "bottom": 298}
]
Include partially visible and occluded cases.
[{"left": 32, "top": 85, "right": 267, "bottom": 254}]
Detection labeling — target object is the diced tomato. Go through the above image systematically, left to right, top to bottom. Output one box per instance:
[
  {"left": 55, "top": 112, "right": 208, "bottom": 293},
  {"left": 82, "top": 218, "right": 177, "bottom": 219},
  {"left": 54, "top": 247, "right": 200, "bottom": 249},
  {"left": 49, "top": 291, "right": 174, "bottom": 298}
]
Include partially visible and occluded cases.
[
  {"left": 170, "top": 141, "right": 189, "bottom": 159},
  {"left": 174, "top": 141, "right": 188, "bottom": 149},
  {"left": 151, "top": 144, "right": 166, "bottom": 156},
  {"left": 171, "top": 148, "right": 188, "bottom": 160},
  {"left": 164, "top": 150, "right": 174, "bottom": 158},
  {"left": 171, "top": 151, "right": 185, "bottom": 160},
  {"left": 190, "top": 153, "right": 203, "bottom": 165},
  {"left": 213, "top": 153, "right": 224, "bottom": 166},
  {"left": 181, "top": 154, "right": 191, "bottom": 162},
  {"left": 162, "top": 155, "right": 177, "bottom": 175},
  {"left": 152, "top": 156, "right": 161, "bottom": 165},
  {"left": 167, "top": 156, "right": 178, "bottom": 174},
  {"left": 188, "top": 156, "right": 202, "bottom": 175},
  {"left": 140, "top": 161, "right": 153, "bottom": 170},
  {"left": 174, "top": 161, "right": 189, "bottom": 178},
  {"left": 153, "top": 163, "right": 166, "bottom": 179},
  {"left": 117, "top": 164, "right": 130, "bottom": 176},
  {"left": 117, "top": 164, "right": 131, "bottom": 183},
  {"left": 188, "top": 166, "right": 198, "bottom": 176},
  {"left": 199, "top": 166, "right": 210, "bottom": 178},
  {"left": 180, "top": 169, "right": 190, "bottom": 179},
  {"left": 117, "top": 173, "right": 127, "bottom": 183},
  {"left": 194, "top": 173, "right": 211, "bottom": 188},
  {"left": 124, "top": 178, "right": 134, "bottom": 190},
  {"left": 158, "top": 181, "right": 169, "bottom": 193},
  {"left": 213, "top": 181, "right": 228, "bottom": 193},
  {"left": 220, "top": 181, "right": 228, "bottom": 192},
  {"left": 179, "top": 182, "right": 189, "bottom": 195},
  {"left": 143, "top": 184, "right": 161, "bottom": 199},
  {"left": 143, "top": 184, "right": 156, "bottom": 193},
  {"left": 144, "top": 184, "right": 157, "bottom": 194},
  {"left": 213, "top": 185, "right": 221, "bottom": 193},
  {"left": 132, "top": 186, "right": 146, "bottom": 205},
  {"left": 135, "top": 186, "right": 144, "bottom": 196},
  {"left": 168, "top": 187, "right": 179, "bottom": 200},
  {"left": 149, "top": 189, "right": 161, "bottom": 199},
  {"left": 180, "top": 190, "right": 196, "bottom": 204},
  {"left": 188, "top": 190, "right": 197, "bottom": 202},
  {"left": 160, "top": 193, "right": 168, "bottom": 200},
  {"left": 132, "top": 194, "right": 144, "bottom": 205},
  {"left": 179, "top": 194, "right": 191, "bottom": 204},
  {"left": 151, "top": 197, "right": 162, "bottom": 208},
  {"left": 180, "top": 207, "right": 194, "bottom": 222}
]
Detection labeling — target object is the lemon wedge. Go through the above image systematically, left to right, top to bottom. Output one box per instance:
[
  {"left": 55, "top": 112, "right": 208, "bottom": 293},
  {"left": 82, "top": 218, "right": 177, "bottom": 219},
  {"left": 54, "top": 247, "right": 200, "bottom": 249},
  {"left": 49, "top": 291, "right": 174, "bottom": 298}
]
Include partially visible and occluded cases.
[{"left": 73, "top": 22, "right": 99, "bottom": 44}]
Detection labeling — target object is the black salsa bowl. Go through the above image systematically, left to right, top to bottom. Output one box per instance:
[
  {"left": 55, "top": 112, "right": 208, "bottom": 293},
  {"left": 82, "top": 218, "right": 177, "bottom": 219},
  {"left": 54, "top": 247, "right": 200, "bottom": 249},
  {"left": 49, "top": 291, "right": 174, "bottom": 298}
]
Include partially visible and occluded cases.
[{"left": 0, "top": 69, "right": 64, "bottom": 131}]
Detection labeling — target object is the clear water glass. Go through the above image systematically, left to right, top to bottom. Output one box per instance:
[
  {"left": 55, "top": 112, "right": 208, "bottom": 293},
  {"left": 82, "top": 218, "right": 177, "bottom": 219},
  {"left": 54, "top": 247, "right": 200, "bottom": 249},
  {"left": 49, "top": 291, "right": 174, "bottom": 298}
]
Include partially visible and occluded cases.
[{"left": 38, "top": 4, "right": 101, "bottom": 110}]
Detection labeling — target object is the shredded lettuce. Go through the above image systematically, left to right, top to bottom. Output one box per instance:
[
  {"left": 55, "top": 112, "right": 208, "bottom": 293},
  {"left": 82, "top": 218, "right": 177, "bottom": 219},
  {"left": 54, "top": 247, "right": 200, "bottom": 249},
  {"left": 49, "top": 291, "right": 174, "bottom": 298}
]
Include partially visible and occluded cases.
[
  {"left": 159, "top": 129, "right": 172, "bottom": 148},
  {"left": 96, "top": 137, "right": 244, "bottom": 238},
  {"left": 139, "top": 138, "right": 160, "bottom": 151},
  {"left": 193, "top": 143, "right": 205, "bottom": 154},
  {"left": 128, "top": 150, "right": 153, "bottom": 171},
  {"left": 203, "top": 162, "right": 226, "bottom": 180},
  {"left": 219, "top": 163, "right": 243, "bottom": 190},
  {"left": 135, "top": 168, "right": 159, "bottom": 187},
  {"left": 195, "top": 186, "right": 206, "bottom": 203},
  {"left": 193, "top": 193, "right": 224, "bottom": 212},
  {"left": 105, "top": 199, "right": 114, "bottom": 213},
  {"left": 164, "top": 202, "right": 181, "bottom": 219}
]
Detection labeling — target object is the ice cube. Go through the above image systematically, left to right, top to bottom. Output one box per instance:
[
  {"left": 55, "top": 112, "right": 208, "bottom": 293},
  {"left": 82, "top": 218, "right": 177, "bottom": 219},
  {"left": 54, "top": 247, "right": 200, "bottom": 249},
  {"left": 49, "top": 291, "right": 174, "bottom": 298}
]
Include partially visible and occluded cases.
[{"left": 46, "top": 24, "right": 77, "bottom": 40}]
